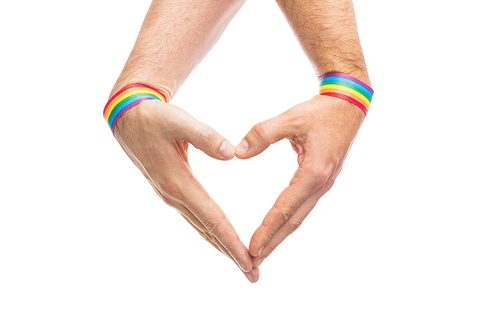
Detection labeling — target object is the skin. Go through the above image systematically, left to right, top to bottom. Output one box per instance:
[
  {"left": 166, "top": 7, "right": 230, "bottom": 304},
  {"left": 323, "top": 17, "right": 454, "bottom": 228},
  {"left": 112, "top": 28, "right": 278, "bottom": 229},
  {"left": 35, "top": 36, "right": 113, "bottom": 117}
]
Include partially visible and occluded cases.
[
  {"left": 108, "top": 0, "right": 371, "bottom": 282},
  {"left": 110, "top": 0, "right": 259, "bottom": 282},
  {"left": 235, "top": 0, "right": 371, "bottom": 268}
]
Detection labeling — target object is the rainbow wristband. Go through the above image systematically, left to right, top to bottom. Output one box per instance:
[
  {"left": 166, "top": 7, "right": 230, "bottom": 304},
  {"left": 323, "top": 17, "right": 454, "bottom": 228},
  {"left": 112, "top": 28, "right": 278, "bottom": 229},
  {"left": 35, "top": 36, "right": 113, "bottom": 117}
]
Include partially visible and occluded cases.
[
  {"left": 319, "top": 73, "right": 373, "bottom": 115},
  {"left": 103, "top": 83, "right": 167, "bottom": 131}
]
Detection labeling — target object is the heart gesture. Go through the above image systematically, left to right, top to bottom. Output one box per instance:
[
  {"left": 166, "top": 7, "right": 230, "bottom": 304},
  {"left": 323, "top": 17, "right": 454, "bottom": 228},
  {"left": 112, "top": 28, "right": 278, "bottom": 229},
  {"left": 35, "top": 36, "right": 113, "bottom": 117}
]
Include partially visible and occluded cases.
[{"left": 104, "top": 0, "right": 372, "bottom": 282}]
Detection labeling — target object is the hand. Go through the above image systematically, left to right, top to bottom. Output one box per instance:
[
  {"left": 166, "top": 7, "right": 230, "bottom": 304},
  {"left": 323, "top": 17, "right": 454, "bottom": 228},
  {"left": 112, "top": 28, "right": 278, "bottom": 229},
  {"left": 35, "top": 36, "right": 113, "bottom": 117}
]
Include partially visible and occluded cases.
[
  {"left": 235, "top": 95, "right": 365, "bottom": 268},
  {"left": 113, "top": 99, "right": 259, "bottom": 282}
]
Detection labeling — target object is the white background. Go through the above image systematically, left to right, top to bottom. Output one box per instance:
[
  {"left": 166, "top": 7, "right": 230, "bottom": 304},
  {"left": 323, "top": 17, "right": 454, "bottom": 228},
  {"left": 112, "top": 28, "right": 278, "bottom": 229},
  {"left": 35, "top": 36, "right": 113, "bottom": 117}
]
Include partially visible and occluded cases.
[{"left": 1, "top": 0, "right": 499, "bottom": 332}]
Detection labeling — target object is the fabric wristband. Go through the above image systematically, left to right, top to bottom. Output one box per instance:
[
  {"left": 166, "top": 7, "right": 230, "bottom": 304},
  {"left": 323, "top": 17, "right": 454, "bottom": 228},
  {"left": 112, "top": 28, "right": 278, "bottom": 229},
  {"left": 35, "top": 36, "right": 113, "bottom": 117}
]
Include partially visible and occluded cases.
[
  {"left": 319, "top": 73, "right": 373, "bottom": 115},
  {"left": 103, "top": 83, "right": 167, "bottom": 131}
]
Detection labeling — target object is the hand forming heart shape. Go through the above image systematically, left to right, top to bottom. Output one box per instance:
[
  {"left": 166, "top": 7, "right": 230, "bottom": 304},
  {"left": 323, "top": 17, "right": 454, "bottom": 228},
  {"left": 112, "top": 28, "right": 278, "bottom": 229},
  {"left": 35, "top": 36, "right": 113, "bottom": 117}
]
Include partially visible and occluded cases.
[{"left": 112, "top": 95, "right": 364, "bottom": 283}]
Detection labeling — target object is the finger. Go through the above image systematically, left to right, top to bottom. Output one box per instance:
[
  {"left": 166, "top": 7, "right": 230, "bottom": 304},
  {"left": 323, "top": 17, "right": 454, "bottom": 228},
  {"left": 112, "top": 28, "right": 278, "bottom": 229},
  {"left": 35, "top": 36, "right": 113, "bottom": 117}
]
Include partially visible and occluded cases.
[
  {"left": 235, "top": 113, "right": 295, "bottom": 159},
  {"left": 179, "top": 114, "right": 235, "bottom": 160},
  {"left": 248, "top": 164, "right": 330, "bottom": 257},
  {"left": 179, "top": 176, "right": 254, "bottom": 273},
  {"left": 253, "top": 178, "right": 335, "bottom": 267},
  {"left": 150, "top": 183, "right": 227, "bottom": 256},
  {"left": 158, "top": 187, "right": 258, "bottom": 282},
  {"left": 177, "top": 203, "right": 260, "bottom": 283},
  {"left": 180, "top": 204, "right": 259, "bottom": 281},
  {"left": 178, "top": 210, "right": 228, "bottom": 255},
  {"left": 244, "top": 267, "right": 260, "bottom": 283}
]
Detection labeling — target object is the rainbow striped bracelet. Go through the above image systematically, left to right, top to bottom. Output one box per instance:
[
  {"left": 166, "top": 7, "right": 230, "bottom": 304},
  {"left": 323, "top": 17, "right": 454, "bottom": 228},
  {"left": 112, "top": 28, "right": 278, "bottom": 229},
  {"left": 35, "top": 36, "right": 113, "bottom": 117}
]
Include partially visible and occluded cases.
[
  {"left": 319, "top": 73, "right": 373, "bottom": 115},
  {"left": 103, "top": 83, "right": 167, "bottom": 131}
]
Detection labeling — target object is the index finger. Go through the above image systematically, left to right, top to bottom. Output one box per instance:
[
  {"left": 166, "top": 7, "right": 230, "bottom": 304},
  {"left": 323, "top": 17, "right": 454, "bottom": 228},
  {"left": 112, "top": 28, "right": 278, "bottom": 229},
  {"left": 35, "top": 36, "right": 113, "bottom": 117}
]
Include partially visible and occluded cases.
[{"left": 249, "top": 163, "right": 330, "bottom": 257}]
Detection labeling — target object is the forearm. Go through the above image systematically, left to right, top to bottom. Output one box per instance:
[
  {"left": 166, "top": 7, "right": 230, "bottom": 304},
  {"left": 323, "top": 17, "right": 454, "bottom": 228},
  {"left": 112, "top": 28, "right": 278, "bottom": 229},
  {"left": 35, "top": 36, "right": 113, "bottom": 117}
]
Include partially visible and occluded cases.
[
  {"left": 110, "top": 0, "right": 245, "bottom": 100},
  {"left": 275, "top": 0, "right": 370, "bottom": 85}
]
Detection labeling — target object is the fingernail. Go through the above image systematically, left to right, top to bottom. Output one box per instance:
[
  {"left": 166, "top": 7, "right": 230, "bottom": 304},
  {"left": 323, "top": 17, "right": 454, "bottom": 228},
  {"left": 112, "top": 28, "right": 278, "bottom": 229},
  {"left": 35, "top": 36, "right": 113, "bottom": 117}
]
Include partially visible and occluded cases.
[
  {"left": 235, "top": 139, "right": 249, "bottom": 155},
  {"left": 219, "top": 140, "right": 235, "bottom": 159},
  {"left": 258, "top": 246, "right": 264, "bottom": 257},
  {"left": 255, "top": 258, "right": 265, "bottom": 268},
  {"left": 239, "top": 261, "right": 251, "bottom": 273},
  {"left": 244, "top": 267, "right": 259, "bottom": 283},
  {"left": 244, "top": 270, "right": 255, "bottom": 283}
]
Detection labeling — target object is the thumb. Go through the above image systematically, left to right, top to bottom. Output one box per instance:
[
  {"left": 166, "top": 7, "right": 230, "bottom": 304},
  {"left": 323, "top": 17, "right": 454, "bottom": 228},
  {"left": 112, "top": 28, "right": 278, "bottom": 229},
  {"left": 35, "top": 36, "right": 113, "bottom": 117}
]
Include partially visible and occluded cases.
[
  {"left": 235, "top": 114, "right": 292, "bottom": 159},
  {"left": 183, "top": 119, "right": 235, "bottom": 160}
]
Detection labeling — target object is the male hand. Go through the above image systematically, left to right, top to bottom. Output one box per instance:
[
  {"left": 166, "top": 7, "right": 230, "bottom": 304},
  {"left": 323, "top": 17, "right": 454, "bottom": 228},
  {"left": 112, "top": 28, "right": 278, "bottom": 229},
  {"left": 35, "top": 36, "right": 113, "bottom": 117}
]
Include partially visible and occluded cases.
[
  {"left": 235, "top": 95, "right": 365, "bottom": 268},
  {"left": 113, "top": 100, "right": 259, "bottom": 282}
]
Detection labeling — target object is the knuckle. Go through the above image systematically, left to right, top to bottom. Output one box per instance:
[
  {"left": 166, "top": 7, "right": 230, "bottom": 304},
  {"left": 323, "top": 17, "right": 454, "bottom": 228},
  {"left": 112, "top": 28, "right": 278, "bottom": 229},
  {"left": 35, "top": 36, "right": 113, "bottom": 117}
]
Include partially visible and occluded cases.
[
  {"left": 252, "top": 122, "right": 269, "bottom": 143},
  {"left": 196, "top": 126, "right": 218, "bottom": 148},
  {"left": 310, "top": 165, "right": 331, "bottom": 187},
  {"left": 323, "top": 178, "right": 336, "bottom": 193},
  {"left": 275, "top": 205, "right": 294, "bottom": 224},
  {"left": 203, "top": 214, "right": 226, "bottom": 238},
  {"left": 288, "top": 219, "right": 303, "bottom": 233},
  {"left": 257, "top": 222, "right": 275, "bottom": 241},
  {"left": 199, "top": 228, "right": 217, "bottom": 244},
  {"left": 263, "top": 228, "right": 275, "bottom": 240},
  {"left": 198, "top": 230, "right": 210, "bottom": 242},
  {"left": 199, "top": 231, "right": 219, "bottom": 247},
  {"left": 206, "top": 232, "right": 218, "bottom": 244}
]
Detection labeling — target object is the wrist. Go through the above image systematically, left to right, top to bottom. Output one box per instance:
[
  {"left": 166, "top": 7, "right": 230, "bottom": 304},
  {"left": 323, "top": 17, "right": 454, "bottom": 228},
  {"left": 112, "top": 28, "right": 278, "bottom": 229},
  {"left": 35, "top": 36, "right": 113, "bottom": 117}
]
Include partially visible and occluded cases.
[
  {"left": 317, "top": 68, "right": 371, "bottom": 89},
  {"left": 319, "top": 72, "right": 373, "bottom": 115},
  {"left": 109, "top": 75, "right": 175, "bottom": 103},
  {"left": 103, "top": 83, "right": 167, "bottom": 132}
]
